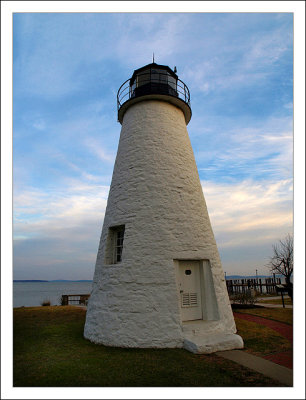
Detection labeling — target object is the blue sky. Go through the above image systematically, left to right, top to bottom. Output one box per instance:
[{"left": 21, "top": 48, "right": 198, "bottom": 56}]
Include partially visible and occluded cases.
[{"left": 12, "top": 12, "right": 294, "bottom": 280}]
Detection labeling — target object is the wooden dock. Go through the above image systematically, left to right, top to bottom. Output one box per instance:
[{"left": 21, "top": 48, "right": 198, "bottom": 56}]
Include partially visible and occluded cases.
[
  {"left": 226, "top": 277, "right": 282, "bottom": 295},
  {"left": 60, "top": 294, "right": 90, "bottom": 306}
]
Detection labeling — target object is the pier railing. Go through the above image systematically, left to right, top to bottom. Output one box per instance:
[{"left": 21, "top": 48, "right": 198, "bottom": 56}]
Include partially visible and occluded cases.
[
  {"left": 226, "top": 277, "right": 281, "bottom": 295},
  {"left": 60, "top": 294, "right": 90, "bottom": 306}
]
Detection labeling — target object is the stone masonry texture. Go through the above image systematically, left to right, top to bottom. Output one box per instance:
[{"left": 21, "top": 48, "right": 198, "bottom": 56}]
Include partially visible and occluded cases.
[{"left": 84, "top": 99, "right": 237, "bottom": 348}]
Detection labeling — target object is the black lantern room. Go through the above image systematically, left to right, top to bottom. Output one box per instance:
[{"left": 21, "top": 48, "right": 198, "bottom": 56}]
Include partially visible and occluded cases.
[
  {"left": 117, "top": 63, "right": 191, "bottom": 125},
  {"left": 130, "top": 63, "right": 178, "bottom": 98}
]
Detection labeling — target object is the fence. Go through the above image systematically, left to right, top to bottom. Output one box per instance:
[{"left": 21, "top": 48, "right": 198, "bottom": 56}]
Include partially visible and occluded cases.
[
  {"left": 226, "top": 277, "right": 282, "bottom": 295},
  {"left": 61, "top": 294, "right": 90, "bottom": 306}
]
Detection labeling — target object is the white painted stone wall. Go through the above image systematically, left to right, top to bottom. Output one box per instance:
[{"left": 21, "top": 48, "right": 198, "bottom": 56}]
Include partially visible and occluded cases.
[{"left": 84, "top": 99, "right": 237, "bottom": 348}]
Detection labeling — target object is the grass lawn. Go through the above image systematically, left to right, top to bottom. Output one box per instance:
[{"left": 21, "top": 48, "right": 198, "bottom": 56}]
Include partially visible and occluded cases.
[
  {"left": 257, "top": 298, "right": 293, "bottom": 306},
  {"left": 13, "top": 306, "right": 288, "bottom": 387},
  {"left": 233, "top": 307, "right": 292, "bottom": 358},
  {"left": 234, "top": 307, "right": 293, "bottom": 326},
  {"left": 235, "top": 320, "right": 292, "bottom": 357}
]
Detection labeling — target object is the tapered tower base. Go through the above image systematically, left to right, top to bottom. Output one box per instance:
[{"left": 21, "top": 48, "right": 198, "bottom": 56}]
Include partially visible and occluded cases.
[{"left": 84, "top": 63, "right": 243, "bottom": 353}]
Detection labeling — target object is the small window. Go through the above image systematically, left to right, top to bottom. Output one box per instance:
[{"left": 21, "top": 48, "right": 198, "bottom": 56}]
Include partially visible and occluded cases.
[
  {"left": 105, "top": 225, "right": 125, "bottom": 265},
  {"left": 114, "top": 229, "right": 124, "bottom": 263}
]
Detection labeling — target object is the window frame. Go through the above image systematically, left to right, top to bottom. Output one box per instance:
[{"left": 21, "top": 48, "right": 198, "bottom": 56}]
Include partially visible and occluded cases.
[
  {"left": 104, "top": 225, "right": 125, "bottom": 265},
  {"left": 113, "top": 228, "right": 125, "bottom": 264}
]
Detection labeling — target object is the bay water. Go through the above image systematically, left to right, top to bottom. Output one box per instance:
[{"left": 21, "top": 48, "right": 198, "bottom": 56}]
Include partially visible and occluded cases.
[{"left": 13, "top": 281, "right": 93, "bottom": 308}]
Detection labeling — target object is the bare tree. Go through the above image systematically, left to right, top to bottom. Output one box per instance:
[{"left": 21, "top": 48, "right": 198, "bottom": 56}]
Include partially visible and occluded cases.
[{"left": 267, "top": 234, "right": 293, "bottom": 298}]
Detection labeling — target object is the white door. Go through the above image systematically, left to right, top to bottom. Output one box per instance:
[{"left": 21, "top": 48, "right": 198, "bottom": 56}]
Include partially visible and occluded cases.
[{"left": 178, "top": 260, "right": 202, "bottom": 321}]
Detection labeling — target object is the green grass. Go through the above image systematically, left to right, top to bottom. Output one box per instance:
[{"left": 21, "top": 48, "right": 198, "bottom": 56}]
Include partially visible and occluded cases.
[
  {"left": 257, "top": 298, "right": 293, "bottom": 305},
  {"left": 13, "top": 306, "right": 286, "bottom": 387},
  {"left": 233, "top": 307, "right": 292, "bottom": 358},
  {"left": 234, "top": 307, "right": 293, "bottom": 325},
  {"left": 235, "top": 319, "right": 292, "bottom": 357}
]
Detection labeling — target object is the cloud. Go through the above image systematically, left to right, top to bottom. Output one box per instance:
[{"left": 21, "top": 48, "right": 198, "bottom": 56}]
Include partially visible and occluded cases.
[
  {"left": 13, "top": 12, "right": 293, "bottom": 104},
  {"left": 12, "top": 13, "right": 294, "bottom": 279},
  {"left": 12, "top": 13, "right": 197, "bottom": 98},
  {"left": 14, "top": 14, "right": 115, "bottom": 98},
  {"left": 114, "top": 14, "right": 190, "bottom": 67},
  {"left": 181, "top": 14, "right": 292, "bottom": 96},
  {"left": 242, "top": 26, "right": 292, "bottom": 69},
  {"left": 192, "top": 115, "right": 293, "bottom": 183},
  {"left": 32, "top": 118, "right": 46, "bottom": 131},
  {"left": 84, "top": 138, "right": 116, "bottom": 163},
  {"left": 13, "top": 176, "right": 293, "bottom": 278},
  {"left": 200, "top": 177, "right": 293, "bottom": 275},
  {"left": 13, "top": 178, "right": 110, "bottom": 279},
  {"left": 202, "top": 178, "right": 293, "bottom": 248},
  {"left": 14, "top": 179, "right": 109, "bottom": 235},
  {"left": 13, "top": 236, "right": 99, "bottom": 280}
]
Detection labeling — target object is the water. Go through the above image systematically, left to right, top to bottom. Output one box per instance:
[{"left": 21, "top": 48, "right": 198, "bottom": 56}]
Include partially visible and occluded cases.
[{"left": 13, "top": 281, "right": 93, "bottom": 308}]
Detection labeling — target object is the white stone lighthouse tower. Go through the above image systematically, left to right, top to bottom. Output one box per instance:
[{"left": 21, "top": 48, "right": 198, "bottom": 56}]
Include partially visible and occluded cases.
[{"left": 84, "top": 63, "right": 243, "bottom": 353}]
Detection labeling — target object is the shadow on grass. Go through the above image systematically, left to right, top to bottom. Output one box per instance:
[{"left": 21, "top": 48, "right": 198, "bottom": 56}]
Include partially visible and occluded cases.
[{"left": 14, "top": 306, "right": 285, "bottom": 387}]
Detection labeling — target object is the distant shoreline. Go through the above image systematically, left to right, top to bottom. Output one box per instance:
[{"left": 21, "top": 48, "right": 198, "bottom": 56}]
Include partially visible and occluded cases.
[
  {"left": 13, "top": 276, "right": 282, "bottom": 283},
  {"left": 13, "top": 280, "right": 93, "bottom": 283}
]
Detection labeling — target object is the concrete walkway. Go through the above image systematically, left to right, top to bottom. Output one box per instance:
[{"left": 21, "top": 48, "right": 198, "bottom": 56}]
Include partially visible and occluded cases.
[
  {"left": 233, "top": 295, "right": 293, "bottom": 308},
  {"left": 255, "top": 296, "right": 293, "bottom": 308},
  {"left": 79, "top": 302, "right": 293, "bottom": 384},
  {"left": 215, "top": 310, "right": 293, "bottom": 386},
  {"left": 216, "top": 350, "right": 293, "bottom": 386}
]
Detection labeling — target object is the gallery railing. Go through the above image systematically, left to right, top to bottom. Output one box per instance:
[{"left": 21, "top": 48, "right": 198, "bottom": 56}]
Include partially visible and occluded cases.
[{"left": 117, "top": 71, "right": 191, "bottom": 113}]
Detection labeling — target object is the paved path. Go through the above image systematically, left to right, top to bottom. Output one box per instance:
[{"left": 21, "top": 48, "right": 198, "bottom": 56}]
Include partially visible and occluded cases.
[
  {"left": 241, "top": 295, "right": 293, "bottom": 308},
  {"left": 254, "top": 297, "right": 293, "bottom": 308},
  {"left": 80, "top": 304, "right": 292, "bottom": 384},
  {"left": 234, "top": 311, "right": 293, "bottom": 370},
  {"left": 216, "top": 312, "right": 293, "bottom": 385},
  {"left": 216, "top": 350, "right": 293, "bottom": 386}
]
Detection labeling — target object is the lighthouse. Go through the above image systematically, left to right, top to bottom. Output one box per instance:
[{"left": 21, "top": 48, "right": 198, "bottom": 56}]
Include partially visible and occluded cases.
[{"left": 84, "top": 62, "right": 243, "bottom": 353}]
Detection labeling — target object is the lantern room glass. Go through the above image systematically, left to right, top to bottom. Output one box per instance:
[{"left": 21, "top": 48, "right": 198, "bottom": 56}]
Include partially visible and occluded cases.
[{"left": 130, "top": 67, "right": 178, "bottom": 98}]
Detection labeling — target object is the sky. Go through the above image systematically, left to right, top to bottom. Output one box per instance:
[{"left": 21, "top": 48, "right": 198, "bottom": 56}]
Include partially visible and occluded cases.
[{"left": 12, "top": 11, "right": 295, "bottom": 280}]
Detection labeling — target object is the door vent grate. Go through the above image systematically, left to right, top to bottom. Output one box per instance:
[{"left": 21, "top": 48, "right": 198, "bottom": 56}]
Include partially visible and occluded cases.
[{"left": 181, "top": 292, "right": 198, "bottom": 307}]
